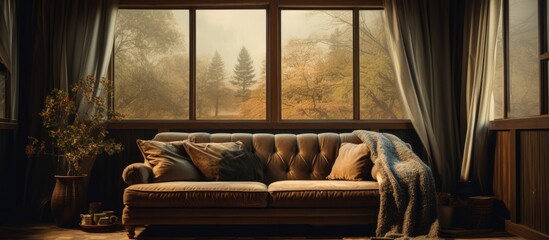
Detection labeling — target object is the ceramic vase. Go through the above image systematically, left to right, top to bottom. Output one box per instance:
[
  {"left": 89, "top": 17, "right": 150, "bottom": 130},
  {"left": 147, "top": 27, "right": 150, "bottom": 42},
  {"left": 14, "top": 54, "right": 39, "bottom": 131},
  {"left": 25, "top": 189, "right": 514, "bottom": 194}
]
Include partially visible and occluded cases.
[{"left": 50, "top": 175, "right": 87, "bottom": 227}]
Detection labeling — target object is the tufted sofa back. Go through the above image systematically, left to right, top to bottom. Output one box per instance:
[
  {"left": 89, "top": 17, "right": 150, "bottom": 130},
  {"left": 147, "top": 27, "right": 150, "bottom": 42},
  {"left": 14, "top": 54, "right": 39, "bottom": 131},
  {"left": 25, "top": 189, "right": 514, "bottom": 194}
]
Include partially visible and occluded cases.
[{"left": 152, "top": 132, "right": 365, "bottom": 184}]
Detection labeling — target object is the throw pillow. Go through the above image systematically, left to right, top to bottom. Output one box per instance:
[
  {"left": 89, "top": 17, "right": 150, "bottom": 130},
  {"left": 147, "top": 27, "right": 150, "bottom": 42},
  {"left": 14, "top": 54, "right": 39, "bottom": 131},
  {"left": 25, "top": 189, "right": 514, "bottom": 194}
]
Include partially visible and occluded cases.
[
  {"left": 136, "top": 139, "right": 203, "bottom": 182},
  {"left": 182, "top": 141, "right": 264, "bottom": 181},
  {"left": 327, "top": 142, "right": 373, "bottom": 181}
]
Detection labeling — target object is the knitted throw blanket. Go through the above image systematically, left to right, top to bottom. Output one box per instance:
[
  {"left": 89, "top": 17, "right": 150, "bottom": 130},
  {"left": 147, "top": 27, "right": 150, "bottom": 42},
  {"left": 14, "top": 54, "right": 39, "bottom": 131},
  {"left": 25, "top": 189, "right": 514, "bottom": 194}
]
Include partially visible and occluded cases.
[{"left": 353, "top": 130, "right": 439, "bottom": 238}]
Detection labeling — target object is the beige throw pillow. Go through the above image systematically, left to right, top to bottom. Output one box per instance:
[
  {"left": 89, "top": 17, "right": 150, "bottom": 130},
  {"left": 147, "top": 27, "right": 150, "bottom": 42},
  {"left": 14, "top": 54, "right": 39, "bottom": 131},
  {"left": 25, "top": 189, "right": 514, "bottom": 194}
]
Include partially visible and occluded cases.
[
  {"left": 136, "top": 140, "right": 203, "bottom": 182},
  {"left": 182, "top": 141, "right": 264, "bottom": 181},
  {"left": 327, "top": 143, "right": 373, "bottom": 181}
]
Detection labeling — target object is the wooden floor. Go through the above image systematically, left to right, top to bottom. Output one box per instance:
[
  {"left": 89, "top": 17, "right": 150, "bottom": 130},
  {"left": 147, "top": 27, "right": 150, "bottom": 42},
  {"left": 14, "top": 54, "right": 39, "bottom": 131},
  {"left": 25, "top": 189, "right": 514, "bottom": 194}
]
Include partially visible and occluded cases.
[{"left": 0, "top": 223, "right": 524, "bottom": 240}]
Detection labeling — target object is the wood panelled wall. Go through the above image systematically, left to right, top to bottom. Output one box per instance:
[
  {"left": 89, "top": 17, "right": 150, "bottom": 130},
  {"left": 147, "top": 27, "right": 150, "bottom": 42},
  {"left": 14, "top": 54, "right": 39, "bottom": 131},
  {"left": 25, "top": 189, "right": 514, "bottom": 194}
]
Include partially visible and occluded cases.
[
  {"left": 0, "top": 128, "right": 18, "bottom": 223},
  {"left": 491, "top": 128, "right": 549, "bottom": 238},
  {"left": 88, "top": 129, "right": 158, "bottom": 214},
  {"left": 493, "top": 131, "right": 513, "bottom": 219},
  {"left": 519, "top": 131, "right": 549, "bottom": 234}
]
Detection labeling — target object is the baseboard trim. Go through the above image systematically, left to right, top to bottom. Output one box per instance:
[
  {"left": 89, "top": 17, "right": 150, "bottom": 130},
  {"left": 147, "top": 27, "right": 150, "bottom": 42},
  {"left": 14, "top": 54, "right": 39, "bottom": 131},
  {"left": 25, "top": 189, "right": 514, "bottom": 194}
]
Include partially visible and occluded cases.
[{"left": 505, "top": 220, "right": 549, "bottom": 239}]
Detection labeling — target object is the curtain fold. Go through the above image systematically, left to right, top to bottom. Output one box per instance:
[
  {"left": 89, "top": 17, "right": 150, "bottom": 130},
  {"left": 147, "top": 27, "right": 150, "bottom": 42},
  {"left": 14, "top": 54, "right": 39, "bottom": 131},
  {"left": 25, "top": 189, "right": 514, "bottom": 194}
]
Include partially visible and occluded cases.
[
  {"left": 0, "top": 0, "right": 18, "bottom": 120},
  {"left": 0, "top": 0, "right": 13, "bottom": 70},
  {"left": 24, "top": 0, "right": 118, "bottom": 220},
  {"left": 68, "top": 0, "right": 118, "bottom": 113},
  {"left": 383, "top": 0, "right": 462, "bottom": 192},
  {"left": 460, "top": 0, "right": 501, "bottom": 192}
]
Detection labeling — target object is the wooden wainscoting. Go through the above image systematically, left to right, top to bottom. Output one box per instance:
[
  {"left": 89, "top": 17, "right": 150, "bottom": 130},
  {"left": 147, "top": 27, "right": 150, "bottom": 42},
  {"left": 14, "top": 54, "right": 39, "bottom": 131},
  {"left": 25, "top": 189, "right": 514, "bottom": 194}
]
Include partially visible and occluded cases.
[
  {"left": 491, "top": 126, "right": 549, "bottom": 238},
  {"left": 0, "top": 127, "right": 19, "bottom": 223},
  {"left": 493, "top": 130, "right": 514, "bottom": 220},
  {"left": 519, "top": 131, "right": 549, "bottom": 235}
]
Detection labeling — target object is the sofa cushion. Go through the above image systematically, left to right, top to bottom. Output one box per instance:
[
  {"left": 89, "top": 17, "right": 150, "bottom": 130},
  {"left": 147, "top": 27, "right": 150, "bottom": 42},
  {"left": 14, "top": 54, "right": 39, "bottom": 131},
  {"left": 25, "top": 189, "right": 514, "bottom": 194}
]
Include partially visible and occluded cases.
[
  {"left": 136, "top": 140, "right": 203, "bottom": 182},
  {"left": 182, "top": 141, "right": 264, "bottom": 181},
  {"left": 327, "top": 143, "right": 373, "bottom": 181},
  {"left": 268, "top": 180, "right": 379, "bottom": 208},
  {"left": 124, "top": 181, "right": 268, "bottom": 208}
]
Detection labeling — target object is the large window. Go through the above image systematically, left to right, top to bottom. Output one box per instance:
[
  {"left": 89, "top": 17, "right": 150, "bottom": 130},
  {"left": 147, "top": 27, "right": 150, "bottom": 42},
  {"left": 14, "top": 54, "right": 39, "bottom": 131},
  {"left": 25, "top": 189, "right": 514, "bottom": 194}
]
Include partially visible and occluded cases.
[
  {"left": 494, "top": 0, "right": 549, "bottom": 119},
  {"left": 508, "top": 0, "right": 539, "bottom": 117},
  {"left": 113, "top": 2, "right": 403, "bottom": 121},
  {"left": 114, "top": 10, "right": 189, "bottom": 120},
  {"left": 196, "top": 10, "right": 266, "bottom": 120},
  {"left": 281, "top": 10, "right": 353, "bottom": 120},
  {"left": 359, "top": 10, "right": 403, "bottom": 119},
  {"left": 492, "top": 10, "right": 504, "bottom": 119},
  {"left": 0, "top": 63, "right": 6, "bottom": 120}
]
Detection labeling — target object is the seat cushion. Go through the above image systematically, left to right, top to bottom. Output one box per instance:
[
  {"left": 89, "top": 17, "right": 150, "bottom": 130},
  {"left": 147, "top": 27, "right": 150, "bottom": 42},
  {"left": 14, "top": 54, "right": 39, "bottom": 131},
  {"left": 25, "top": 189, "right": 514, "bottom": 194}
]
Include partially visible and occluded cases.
[
  {"left": 268, "top": 180, "right": 379, "bottom": 208},
  {"left": 124, "top": 182, "right": 268, "bottom": 208}
]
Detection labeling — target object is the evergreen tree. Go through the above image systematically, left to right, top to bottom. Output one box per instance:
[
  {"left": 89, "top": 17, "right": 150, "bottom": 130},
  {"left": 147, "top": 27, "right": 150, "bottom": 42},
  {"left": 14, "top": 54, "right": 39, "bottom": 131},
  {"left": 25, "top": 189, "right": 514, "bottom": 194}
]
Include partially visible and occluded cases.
[
  {"left": 231, "top": 47, "right": 256, "bottom": 102},
  {"left": 206, "top": 51, "right": 226, "bottom": 117}
]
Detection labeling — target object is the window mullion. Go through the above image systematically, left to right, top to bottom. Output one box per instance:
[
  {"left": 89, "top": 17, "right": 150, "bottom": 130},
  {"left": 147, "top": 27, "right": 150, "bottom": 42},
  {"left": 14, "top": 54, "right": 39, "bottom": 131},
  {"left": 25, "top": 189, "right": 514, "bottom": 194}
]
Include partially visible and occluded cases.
[
  {"left": 503, "top": 0, "right": 510, "bottom": 118},
  {"left": 539, "top": 0, "right": 548, "bottom": 115},
  {"left": 269, "top": 3, "right": 280, "bottom": 122},
  {"left": 190, "top": 8, "right": 197, "bottom": 120},
  {"left": 353, "top": 9, "right": 360, "bottom": 120}
]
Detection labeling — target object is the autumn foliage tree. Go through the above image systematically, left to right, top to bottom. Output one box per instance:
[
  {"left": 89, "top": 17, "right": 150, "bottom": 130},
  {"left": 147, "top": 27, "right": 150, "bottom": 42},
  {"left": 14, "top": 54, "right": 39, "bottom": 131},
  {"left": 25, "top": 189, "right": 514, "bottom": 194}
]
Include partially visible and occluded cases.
[
  {"left": 114, "top": 10, "right": 189, "bottom": 119},
  {"left": 114, "top": 10, "right": 402, "bottom": 121},
  {"left": 280, "top": 11, "right": 403, "bottom": 120},
  {"left": 357, "top": 11, "right": 403, "bottom": 119},
  {"left": 281, "top": 37, "right": 353, "bottom": 119}
]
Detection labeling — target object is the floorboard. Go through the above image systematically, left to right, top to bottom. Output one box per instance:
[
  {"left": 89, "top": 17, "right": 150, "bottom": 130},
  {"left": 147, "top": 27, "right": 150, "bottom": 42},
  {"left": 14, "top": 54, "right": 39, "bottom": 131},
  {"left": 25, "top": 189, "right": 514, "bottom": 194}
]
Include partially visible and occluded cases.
[{"left": 0, "top": 223, "right": 524, "bottom": 240}]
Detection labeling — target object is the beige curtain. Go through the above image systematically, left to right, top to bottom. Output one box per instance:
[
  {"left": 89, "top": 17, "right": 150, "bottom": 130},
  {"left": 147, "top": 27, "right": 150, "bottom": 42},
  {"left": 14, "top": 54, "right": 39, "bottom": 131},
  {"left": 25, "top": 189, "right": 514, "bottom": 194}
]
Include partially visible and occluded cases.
[
  {"left": 0, "top": 0, "right": 17, "bottom": 119},
  {"left": 24, "top": 0, "right": 118, "bottom": 220},
  {"left": 383, "top": 0, "right": 462, "bottom": 192},
  {"left": 460, "top": 0, "right": 501, "bottom": 192}
]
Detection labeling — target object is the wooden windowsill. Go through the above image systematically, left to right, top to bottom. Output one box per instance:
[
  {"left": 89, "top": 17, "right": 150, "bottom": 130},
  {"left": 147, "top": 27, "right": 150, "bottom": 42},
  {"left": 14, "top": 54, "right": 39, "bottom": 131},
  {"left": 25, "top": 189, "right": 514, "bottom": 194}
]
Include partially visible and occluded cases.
[
  {"left": 489, "top": 115, "right": 549, "bottom": 130},
  {"left": 106, "top": 119, "right": 413, "bottom": 130},
  {"left": 0, "top": 121, "right": 17, "bottom": 130}
]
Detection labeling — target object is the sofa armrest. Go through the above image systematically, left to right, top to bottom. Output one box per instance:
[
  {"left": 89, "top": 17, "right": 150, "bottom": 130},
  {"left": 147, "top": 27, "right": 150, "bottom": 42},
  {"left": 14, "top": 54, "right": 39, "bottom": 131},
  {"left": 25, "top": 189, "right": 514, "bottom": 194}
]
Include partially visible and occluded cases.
[
  {"left": 122, "top": 163, "right": 153, "bottom": 185},
  {"left": 371, "top": 165, "right": 381, "bottom": 182}
]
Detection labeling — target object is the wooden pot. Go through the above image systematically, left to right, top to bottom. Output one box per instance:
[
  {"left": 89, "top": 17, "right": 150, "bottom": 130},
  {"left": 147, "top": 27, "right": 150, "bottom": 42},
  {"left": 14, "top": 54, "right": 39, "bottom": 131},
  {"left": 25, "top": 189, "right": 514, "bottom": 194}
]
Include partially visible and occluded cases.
[{"left": 51, "top": 175, "right": 87, "bottom": 227}]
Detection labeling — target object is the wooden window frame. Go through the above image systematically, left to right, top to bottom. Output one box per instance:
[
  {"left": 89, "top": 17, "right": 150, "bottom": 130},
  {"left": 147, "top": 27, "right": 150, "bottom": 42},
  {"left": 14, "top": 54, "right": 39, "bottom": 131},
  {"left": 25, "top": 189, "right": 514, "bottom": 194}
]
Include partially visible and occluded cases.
[
  {"left": 110, "top": 0, "right": 413, "bottom": 130},
  {"left": 491, "top": 0, "right": 549, "bottom": 129},
  {"left": 497, "top": 0, "right": 549, "bottom": 122},
  {"left": 539, "top": 0, "right": 549, "bottom": 115},
  {"left": 0, "top": 63, "right": 10, "bottom": 123}
]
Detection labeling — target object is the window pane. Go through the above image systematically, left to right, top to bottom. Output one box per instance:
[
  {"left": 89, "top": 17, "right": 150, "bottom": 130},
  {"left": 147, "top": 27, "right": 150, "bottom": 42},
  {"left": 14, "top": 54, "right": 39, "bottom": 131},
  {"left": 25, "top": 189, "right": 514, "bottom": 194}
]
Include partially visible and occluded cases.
[
  {"left": 509, "top": 0, "right": 539, "bottom": 117},
  {"left": 492, "top": 9, "right": 504, "bottom": 119},
  {"left": 114, "top": 10, "right": 189, "bottom": 120},
  {"left": 196, "top": 10, "right": 266, "bottom": 120},
  {"left": 281, "top": 10, "right": 353, "bottom": 120},
  {"left": 359, "top": 11, "right": 404, "bottom": 119},
  {"left": 0, "top": 67, "right": 5, "bottom": 119}
]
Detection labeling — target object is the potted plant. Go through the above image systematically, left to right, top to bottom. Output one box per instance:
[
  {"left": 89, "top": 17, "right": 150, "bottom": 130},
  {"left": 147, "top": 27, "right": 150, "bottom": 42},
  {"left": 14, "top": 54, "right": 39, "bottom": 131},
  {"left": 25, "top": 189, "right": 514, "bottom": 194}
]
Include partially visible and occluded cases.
[{"left": 25, "top": 75, "right": 124, "bottom": 227}]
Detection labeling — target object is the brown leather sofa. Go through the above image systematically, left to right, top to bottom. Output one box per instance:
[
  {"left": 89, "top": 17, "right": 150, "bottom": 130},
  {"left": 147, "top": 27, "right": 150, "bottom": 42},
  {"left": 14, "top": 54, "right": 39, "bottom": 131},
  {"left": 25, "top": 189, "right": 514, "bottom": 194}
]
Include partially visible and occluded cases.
[{"left": 121, "top": 132, "right": 380, "bottom": 238}]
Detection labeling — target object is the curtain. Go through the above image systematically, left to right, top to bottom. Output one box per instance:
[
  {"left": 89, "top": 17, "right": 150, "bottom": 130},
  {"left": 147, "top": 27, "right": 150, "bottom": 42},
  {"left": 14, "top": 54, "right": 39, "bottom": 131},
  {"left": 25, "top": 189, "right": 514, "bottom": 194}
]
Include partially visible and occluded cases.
[
  {"left": 0, "top": 0, "right": 17, "bottom": 120},
  {"left": 24, "top": 0, "right": 118, "bottom": 220},
  {"left": 383, "top": 0, "right": 462, "bottom": 192},
  {"left": 460, "top": 0, "right": 501, "bottom": 192}
]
